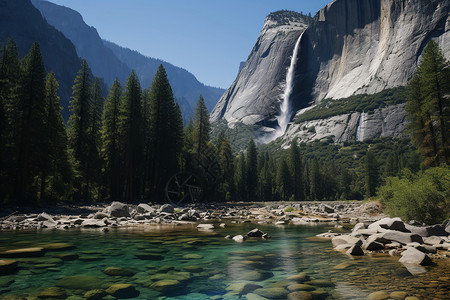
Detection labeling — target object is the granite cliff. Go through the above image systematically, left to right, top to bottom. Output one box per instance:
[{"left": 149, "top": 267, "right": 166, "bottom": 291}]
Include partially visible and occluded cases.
[{"left": 211, "top": 0, "right": 450, "bottom": 143}]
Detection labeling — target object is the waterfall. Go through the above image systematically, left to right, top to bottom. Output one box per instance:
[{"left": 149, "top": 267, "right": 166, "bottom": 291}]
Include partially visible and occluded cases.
[
  {"left": 259, "top": 32, "right": 303, "bottom": 144},
  {"left": 356, "top": 112, "right": 367, "bottom": 141}
]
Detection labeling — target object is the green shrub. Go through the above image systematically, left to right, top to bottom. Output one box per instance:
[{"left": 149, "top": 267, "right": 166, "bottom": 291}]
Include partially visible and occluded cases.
[
  {"left": 378, "top": 166, "right": 450, "bottom": 224},
  {"left": 284, "top": 206, "right": 295, "bottom": 212}
]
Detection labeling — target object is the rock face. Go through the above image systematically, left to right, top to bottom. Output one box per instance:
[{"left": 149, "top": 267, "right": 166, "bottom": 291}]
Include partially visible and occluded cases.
[
  {"left": 211, "top": 0, "right": 450, "bottom": 142},
  {"left": 210, "top": 11, "right": 311, "bottom": 127},
  {"left": 283, "top": 104, "right": 406, "bottom": 145}
]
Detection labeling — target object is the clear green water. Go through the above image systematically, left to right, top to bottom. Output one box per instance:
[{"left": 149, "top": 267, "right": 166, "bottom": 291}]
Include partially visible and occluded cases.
[{"left": 0, "top": 223, "right": 449, "bottom": 299}]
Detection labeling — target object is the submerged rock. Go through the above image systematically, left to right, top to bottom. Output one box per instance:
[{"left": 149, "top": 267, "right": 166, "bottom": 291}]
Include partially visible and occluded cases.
[
  {"left": 1, "top": 247, "right": 45, "bottom": 258},
  {"left": 0, "top": 260, "right": 18, "bottom": 275},
  {"left": 103, "top": 267, "right": 135, "bottom": 276},
  {"left": 56, "top": 275, "right": 104, "bottom": 290},
  {"left": 106, "top": 284, "right": 139, "bottom": 298},
  {"left": 37, "top": 287, "right": 67, "bottom": 299},
  {"left": 253, "top": 287, "right": 289, "bottom": 299},
  {"left": 84, "top": 289, "right": 107, "bottom": 300}
]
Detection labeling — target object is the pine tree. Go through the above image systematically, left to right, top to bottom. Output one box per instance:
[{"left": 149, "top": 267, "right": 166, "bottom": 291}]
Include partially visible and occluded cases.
[
  {"left": 0, "top": 39, "right": 21, "bottom": 202},
  {"left": 406, "top": 41, "right": 450, "bottom": 166},
  {"left": 13, "top": 42, "right": 47, "bottom": 204},
  {"left": 68, "top": 60, "right": 93, "bottom": 201},
  {"left": 147, "top": 65, "right": 182, "bottom": 199},
  {"left": 120, "top": 70, "right": 143, "bottom": 202},
  {"left": 40, "top": 72, "right": 71, "bottom": 203},
  {"left": 89, "top": 78, "right": 103, "bottom": 199},
  {"left": 101, "top": 78, "right": 123, "bottom": 201},
  {"left": 192, "top": 96, "right": 210, "bottom": 154},
  {"left": 218, "top": 134, "right": 234, "bottom": 201},
  {"left": 287, "top": 139, "right": 304, "bottom": 201},
  {"left": 246, "top": 140, "right": 258, "bottom": 201},
  {"left": 365, "top": 151, "right": 379, "bottom": 197},
  {"left": 234, "top": 155, "right": 247, "bottom": 202},
  {"left": 309, "top": 157, "right": 320, "bottom": 200},
  {"left": 276, "top": 158, "right": 290, "bottom": 201}
]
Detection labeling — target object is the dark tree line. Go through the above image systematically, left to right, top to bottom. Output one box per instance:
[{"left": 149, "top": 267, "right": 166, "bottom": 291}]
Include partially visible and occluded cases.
[{"left": 2, "top": 39, "right": 445, "bottom": 207}]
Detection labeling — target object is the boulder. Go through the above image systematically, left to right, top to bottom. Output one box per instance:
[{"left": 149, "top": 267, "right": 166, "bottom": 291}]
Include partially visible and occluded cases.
[
  {"left": 107, "top": 202, "right": 130, "bottom": 218},
  {"left": 137, "top": 203, "right": 154, "bottom": 214},
  {"left": 159, "top": 204, "right": 174, "bottom": 214},
  {"left": 323, "top": 205, "right": 334, "bottom": 213},
  {"left": 37, "top": 212, "right": 55, "bottom": 222},
  {"left": 93, "top": 212, "right": 108, "bottom": 219},
  {"left": 368, "top": 217, "right": 408, "bottom": 232},
  {"left": 81, "top": 219, "right": 106, "bottom": 228},
  {"left": 352, "top": 223, "right": 366, "bottom": 232},
  {"left": 196, "top": 224, "right": 214, "bottom": 230},
  {"left": 247, "top": 228, "right": 264, "bottom": 237},
  {"left": 381, "top": 230, "right": 423, "bottom": 245},
  {"left": 232, "top": 235, "right": 246, "bottom": 243},
  {"left": 331, "top": 235, "right": 361, "bottom": 247},
  {"left": 424, "top": 236, "right": 444, "bottom": 245},
  {"left": 346, "top": 244, "right": 364, "bottom": 256},
  {"left": 415, "top": 245, "right": 437, "bottom": 254},
  {"left": 399, "top": 247, "right": 432, "bottom": 266},
  {"left": 106, "top": 284, "right": 139, "bottom": 298},
  {"left": 368, "top": 291, "right": 390, "bottom": 299}
]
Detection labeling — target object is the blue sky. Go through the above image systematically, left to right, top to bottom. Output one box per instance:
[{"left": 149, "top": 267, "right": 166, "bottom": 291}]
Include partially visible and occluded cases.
[{"left": 46, "top": 0, "right": 331, "bottom": 89}]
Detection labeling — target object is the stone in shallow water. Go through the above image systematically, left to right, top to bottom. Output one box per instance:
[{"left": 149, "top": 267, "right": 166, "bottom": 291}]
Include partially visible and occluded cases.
[
  {"left": 40, "top": 243, "right": 76, "bottom": 251},
  {"left": 346, "top": 244, "right": 364, "bottom": 256},
  {"left": 1, "top": 247, "right": 44, "bottom": 258},
  {"left": 399, "top": 247, "right": 432, "bottom": 266},
  {"left": 53, "top": 253, "right": 78, "bottom": 261},
  {"left": 183, "top": 254, "right": 203, "bottom": 259},
  {"left": 0, "top": 260, "right": 18, "bottom": 275},
  {"left": 183, "top": 265, "right": 203, "bottom": 273},
  {"left": 103, "top": 267, "right": 135, "bottom": 276},
  {"left": 237, "top": 270, "right": 274, "bottom": 281},
  {"left": 150, "top": 272, "right": 190, "bottom": 282},
  {"left": 286, "top": 273, "right": 310, "bottom": 282},
  {"left": 56, "top": 275, "right": 104, "bottom": 290},
  {"left": 306, "top": 279, "right": 334, "bottom": 287},
  {"left": 150, "top": 280, "right": 180, "bottom": 293},
  {"left": 287, "top": 283, "right": 315, "bottom": 292},
  {"left": 106, "top": 284, "right": 139, "bottom": 298},
  {"left": 37, "top": 287, "right": 67, "bottom": 299},
  {"left": 253, "top": 287, "right": 289, "bottom": 299},
  {"left": 84, "top": 289, "right": 107, "bottom": 300},
  {"left": 287, "top": 290, "right": 313, "bottom": 300},
  {"left": 368, "top": 291, "right": 390, "bottom": 299},
  {"left": 390, "top": 291, "right": 408, "bottom": 299},
  {"left": 246, "top": 293, "right": 270, "bottom": 300}
]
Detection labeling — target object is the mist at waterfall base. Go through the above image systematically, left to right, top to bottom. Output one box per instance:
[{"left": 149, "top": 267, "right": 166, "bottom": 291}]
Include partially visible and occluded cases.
[{"left": 258, "top": 33, "right": 303, "bottom": 145}]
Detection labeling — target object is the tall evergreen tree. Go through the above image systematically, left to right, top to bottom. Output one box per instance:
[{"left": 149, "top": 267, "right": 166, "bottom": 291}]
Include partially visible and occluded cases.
[
  {"left": 0, "top": 40, "right": 21, "bottom": 202},
  {"left": 406, "top": 41, "right": 450, "bottom": 166},
  {"left": 13, "top": 42, "right": 46, "bottom": 204},
  {"left": 68, "top": 60, "right": 93, "bottom": 201},
  {"left": 147, "top": 65, "right": 182, "bottom": 199},
  {"left": 120, "top": 71, "right": 143, "bottom": 202},
  {"left": 40, "top": 72, "right": 71, "bottom": 202},
  {"left": 89, "top": 78, "right": 103, "bottom": 198},
  {"left": 101, "top": 78, "right": 123, "bottom": 201},
  {"left": 192, "top": 96, "right": 210, "bottom": 154},
  {"left": 218, "top": 134, "right": 234, "bottom": 201},
  {"left": 287, "top": 139, "right": 304, "bottom": 201},
  {"left": 246, "top": 140, "right": 258, "bottom": 201},
  {"left": 364, "top": 151, "right": 379, "bottom": 197},
  {"left": 234, "top": 155, "right": 247, "bottom": 202},
  {"left": 309, "top": 157, "right": 320, "bottom": 200},
  {"left": 276, "top": 158, "right": 290, "bottom": 201}
]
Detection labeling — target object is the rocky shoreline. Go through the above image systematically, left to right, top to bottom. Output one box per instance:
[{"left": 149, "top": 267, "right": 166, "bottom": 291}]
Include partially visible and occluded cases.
[{"left": 0, "top": 201, "right": 384, "bottom": 231}]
